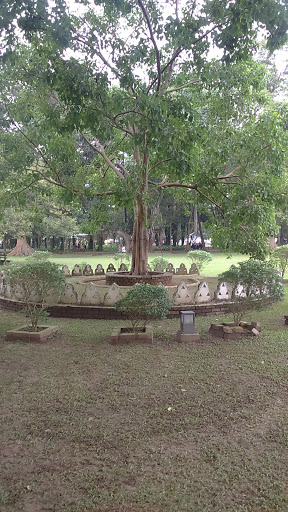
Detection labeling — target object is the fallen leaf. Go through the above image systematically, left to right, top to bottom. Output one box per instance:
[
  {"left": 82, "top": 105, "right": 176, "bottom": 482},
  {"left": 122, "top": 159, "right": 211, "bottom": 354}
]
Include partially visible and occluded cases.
[{"left": 88, "top": 417, "right": 93, "bottom": 422}]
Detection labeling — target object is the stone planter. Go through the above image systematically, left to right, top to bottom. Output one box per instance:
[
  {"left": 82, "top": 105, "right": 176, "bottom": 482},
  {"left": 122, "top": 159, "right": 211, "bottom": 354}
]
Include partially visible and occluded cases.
[
  {"left": 209, "top": 321, "right": 261, "bottom": 340},
  {"left": 5, "top": 325, "right": 59, "bottom": 342},
  {"left": 109, "top": 325, "right": 153, "bottom": 345},
  {"left": 176, "top": 331, "right": 200, "bottom": 343}
]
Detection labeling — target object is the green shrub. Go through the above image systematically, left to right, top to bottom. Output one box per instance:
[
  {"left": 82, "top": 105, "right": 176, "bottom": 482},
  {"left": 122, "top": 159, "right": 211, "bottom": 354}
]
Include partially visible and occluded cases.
[
  {"left": 102, "top": 244, "right": 118, "bottom": 253},
  {"left": 153, "top": 245, "right": 169, "bottom": 251},
  {"left": 270, "top": 245, "right": 288, "bottom": 277},
  {"left": 172, "top": 246, "right": 186, "bottom": 251},
  {"left": 187, "top": 250, "right": 212, "bottom": 272},
  {"left": 28, "top": 251, "right": 51, "bottom": 262},
  {"left": 113, "top": 252, "right": 131, "bottom": 269},
  {"left": 150, "top": 256, "right": 170, "bottom": 271},
  {"left": 218, "top": 260, "right": 284, "bottom": 325},
  {"left": 8, "top": 261, "right": 66, "bottom": 331},
  {"left": 79, "top": 261, "right": 89, "bottom": 271},
  {"left": 115, "top": 283, "right": 171, "bottom": 333}
]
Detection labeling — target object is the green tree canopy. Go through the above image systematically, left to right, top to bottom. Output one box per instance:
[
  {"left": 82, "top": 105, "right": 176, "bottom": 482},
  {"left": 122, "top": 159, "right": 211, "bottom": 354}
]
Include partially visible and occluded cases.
[{"left": 1, "top": 0, "right": 288, "bottom": 269}]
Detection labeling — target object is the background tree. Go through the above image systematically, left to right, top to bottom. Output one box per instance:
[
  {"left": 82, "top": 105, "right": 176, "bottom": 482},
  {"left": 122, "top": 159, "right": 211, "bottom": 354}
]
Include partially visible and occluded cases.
[{"left": 0, "top": 207, "right": 34, "bottom": 256}]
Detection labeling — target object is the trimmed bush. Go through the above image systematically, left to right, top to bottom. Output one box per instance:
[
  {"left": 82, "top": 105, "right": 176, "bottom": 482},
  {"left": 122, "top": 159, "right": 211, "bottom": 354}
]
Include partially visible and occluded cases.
[
  {"left": 187, "top": 250, "right": 212, "bottom": 272},
  {"left": 28, "top": 251, "right": 51, "bottom": 262},
  {"left": 113, "top": 252, "right": 131, "bottom": 269},
  {"left": 150, "top": 256, "right": 170, "bottom": 271},
  {"left": 218, "top": 260, "right": 284, "bottom": 325},
  {"left": 8, "top": 261, "right": 66, "bottom": 331},
  {"left": 115, "top": 283, "right": 171, "bottom": 333}
]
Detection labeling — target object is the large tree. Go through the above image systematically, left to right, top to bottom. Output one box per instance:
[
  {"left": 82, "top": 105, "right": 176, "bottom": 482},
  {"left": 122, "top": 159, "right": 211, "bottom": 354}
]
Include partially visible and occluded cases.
[
  {"left": 1, "top": 0, "right": 288, "bottom": 271},
  {"left": 0, "top": 207, "right": 34, "bottom": 256}
]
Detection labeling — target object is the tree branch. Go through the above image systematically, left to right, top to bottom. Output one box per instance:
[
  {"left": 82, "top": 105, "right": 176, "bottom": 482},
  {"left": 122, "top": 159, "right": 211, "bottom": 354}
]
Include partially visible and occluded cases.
[
  {"left": 137, "top": 0, "right": 162, "bottom": 92},
  {"left": 147, "top": 22, "right": 223, "bottom": 94},
  {"left": 71, "top": 31, "right": 120, "bottom": 79},
  {"left": 147, "top": 46, "right": 183, "bottom": 94},
  {"left": 163, "top": 79, "right": 201, "bottom": 94},
  {"left": 89, "top": 106, "right": 134, "bottom": 136},
  {"left": 113, "top": 110, "right": 146, "bottom": 121},
  {"left": 12, "top": 122, "right": 84, "bottom": 195},
  {"left": 80, "top": 131, "right": 127, "bottom": 179},
  {"left": 114, "top": 157, "right": 130, "bottom": 175},
  {"left": 148, "top": 159, "right": 171, "bottom": 174},
  {"left": 217, "top": 165, "right": 242, "bottom": 180},
  {"left": 14, "top": 179, "right": 39, "bottom": 194},
  {"left": 148, "top": 179, "right": 223, "bottom": 209},
  {"left": 150, "top": 180, "right": 198, "bottom": 190},
  {"left": 196, "top": 189, "right": 222, "bottom": 210}
]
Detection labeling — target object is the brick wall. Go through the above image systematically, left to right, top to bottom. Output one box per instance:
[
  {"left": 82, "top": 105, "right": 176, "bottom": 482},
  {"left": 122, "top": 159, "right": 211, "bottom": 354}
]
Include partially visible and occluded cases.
[
  {"left": 105, "top": 272, "right": 173, "bottom": 286},
  {"left": 0, "top": 297, "right": 230, "bottom": 319}
]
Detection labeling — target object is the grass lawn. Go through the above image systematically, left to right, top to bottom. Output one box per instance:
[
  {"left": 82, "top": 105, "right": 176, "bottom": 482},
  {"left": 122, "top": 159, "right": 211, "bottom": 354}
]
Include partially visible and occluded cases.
[
  {"left": 7, "top": 250, "right": 249, "bottom": 276},
  {"left": 1, "top": 288, "right": 288, "bottom": 511}
]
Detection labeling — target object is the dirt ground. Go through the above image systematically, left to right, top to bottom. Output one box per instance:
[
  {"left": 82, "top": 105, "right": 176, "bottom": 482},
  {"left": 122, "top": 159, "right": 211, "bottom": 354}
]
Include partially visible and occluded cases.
[{"left": 1, "top": 297, "right": 288, "bottom": 512}]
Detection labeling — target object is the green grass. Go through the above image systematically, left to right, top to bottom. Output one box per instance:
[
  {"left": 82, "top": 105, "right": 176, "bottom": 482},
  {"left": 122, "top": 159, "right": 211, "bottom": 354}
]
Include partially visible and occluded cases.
[
  {"left": 7, "top": 251, "right": 249, "bottom": 276},
  {"left": 1, "top": 288, "right": 288, "bottom": 511}
]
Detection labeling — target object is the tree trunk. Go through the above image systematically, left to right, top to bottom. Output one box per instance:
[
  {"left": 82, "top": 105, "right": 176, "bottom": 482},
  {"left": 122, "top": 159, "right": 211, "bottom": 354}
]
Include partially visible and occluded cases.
[
  {"left": 131, "top": 147, "right": 149, "bottom": 275},
  {"left": 131, "top": 194, "right": 149, "bottom": 274},
  {"left": 194, "top": 204, "right": 198, "bottom": 234},
  {"left": 185, "top": 209, "right": 193, "bottom": 251},
  {"left": 198, "top": 213, "right": 206, "bottom": 250},
  {"left": 169, "top": 224, "right": 173, "bottom": 251},
  {"left": 185, "top": 224, "right": 190, "bottom": 251},
  {"left": 164, "top": 227, "right": 169, "bottom": 246},
  {"left": 172, "top": 228, "right": 177, "bottom": 247},
  {"left": 148, "top": 229, "right": 155, "bottom": 252},
  {"left": 158, "top": 229, "right": 165, "bottom": 250},
  {"left": 116, "top": 230, "right": 132, "bottom": 253},
  {"left": 97, "top": 231, "right": 104, "bottom": 251},
  {"left": 3, "top": 235, "right": 7, "bottom": 255},
  {"left": 88, "top": 235, "right": 93, "bottom": 250},
  {"left": 92, "top": 236, "right": 96, "bottom": 253},
  {"left": 269, "top": 236, "right": 277, "bottom": 250},
  {"left": 7, "top": 237, "right": 34, "bottom": 257}
]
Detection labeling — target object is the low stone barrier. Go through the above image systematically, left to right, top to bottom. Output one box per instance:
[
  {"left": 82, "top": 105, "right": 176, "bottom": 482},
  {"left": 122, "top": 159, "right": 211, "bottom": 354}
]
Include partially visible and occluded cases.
[
  {"left": 63, "top": 262, "right": 201, "bottom": 278},
  {"left": 105, "top": 271, "right": 173, "bottom": 286},
  {"left": 0, "top": 296, "right": 232, "bottom": 319}
]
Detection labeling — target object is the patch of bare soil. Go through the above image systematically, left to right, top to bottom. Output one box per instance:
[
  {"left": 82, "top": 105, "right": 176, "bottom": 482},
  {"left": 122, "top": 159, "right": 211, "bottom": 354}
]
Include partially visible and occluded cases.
[{"left": 1, "top": 319, "right": 288, "bottom": 512}]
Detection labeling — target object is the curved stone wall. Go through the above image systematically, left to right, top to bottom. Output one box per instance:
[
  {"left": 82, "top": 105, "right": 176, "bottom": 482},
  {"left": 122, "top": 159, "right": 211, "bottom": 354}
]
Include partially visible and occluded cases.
[
  {"left": 105, "top": 271, "right": 173, "bottom": 286},
  {"left": 0, "top": 296, "right": 231, "bottom": 319}
]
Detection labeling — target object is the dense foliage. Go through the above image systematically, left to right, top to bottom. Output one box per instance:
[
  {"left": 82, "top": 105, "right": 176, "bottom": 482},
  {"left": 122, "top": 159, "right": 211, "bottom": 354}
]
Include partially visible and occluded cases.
[
  {"left": 1, "top": 0, "right": 288, "bottom": 268},
  {"left": 270, "top": 245, "right": 288, "bottom": 277},
  {"left": 187, "top": 250, "right": 213, "bottom": 272},
  {"left": 150, "top": 256, "right": 170, "bottom": 271},
  {"left": 8, "top": 260, "right": 66, "bottom": 330},
  {"left": 218, "top": 260, "right": 284, "bottom": 324},
  {"left": 115, "top": 283, "right": 171, "bottom": 332}
]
